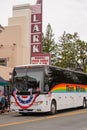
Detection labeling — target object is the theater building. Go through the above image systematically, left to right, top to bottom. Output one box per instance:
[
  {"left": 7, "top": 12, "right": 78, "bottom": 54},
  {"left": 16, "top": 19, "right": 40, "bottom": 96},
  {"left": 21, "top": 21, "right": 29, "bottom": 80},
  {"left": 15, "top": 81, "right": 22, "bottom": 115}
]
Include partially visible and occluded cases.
[{"left": 0, "top": 4, "right": 32, "bottom": 81}]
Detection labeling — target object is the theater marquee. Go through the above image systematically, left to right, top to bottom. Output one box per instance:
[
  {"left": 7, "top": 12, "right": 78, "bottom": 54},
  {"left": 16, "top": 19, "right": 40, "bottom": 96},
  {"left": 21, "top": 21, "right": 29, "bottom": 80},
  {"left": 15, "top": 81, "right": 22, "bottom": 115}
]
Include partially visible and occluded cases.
[
  {"left": 31, "top": 0, "right": 50, "bottom": 65},
  {"left": 31, "top": 0, "right": 42, "bottom": 54},
  {"left": 31, "top": 53, "right": 51, "bottom": 65}
]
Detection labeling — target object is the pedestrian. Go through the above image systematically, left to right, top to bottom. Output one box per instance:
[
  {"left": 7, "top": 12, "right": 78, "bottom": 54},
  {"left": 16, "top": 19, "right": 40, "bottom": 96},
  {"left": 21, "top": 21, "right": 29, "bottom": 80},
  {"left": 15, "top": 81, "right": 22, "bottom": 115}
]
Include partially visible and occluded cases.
[
  {"left": 0, "top": 90, "right": 4, "bottom": 113},
  {"left": 0, "top": 90, "right": 3, "bottom": 95},
  {"left": 0, "top": 90, "right": 2, "bottom": 111},
  {"left": 0, "top": 94, "right": 5, "bottom": 113},
  {"left": 5, "top": 95, "right": 9, "bottom": 112},
  {"left": 0, "top": 100, "right": 2, "bottom": 111}
]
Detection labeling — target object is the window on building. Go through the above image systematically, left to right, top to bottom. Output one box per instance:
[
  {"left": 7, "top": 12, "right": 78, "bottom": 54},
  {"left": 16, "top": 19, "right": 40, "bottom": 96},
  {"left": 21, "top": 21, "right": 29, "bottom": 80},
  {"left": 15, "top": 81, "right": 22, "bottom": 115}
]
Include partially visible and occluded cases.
[{"left": 0, "top": 58, "right": 7, "bottom": 66}]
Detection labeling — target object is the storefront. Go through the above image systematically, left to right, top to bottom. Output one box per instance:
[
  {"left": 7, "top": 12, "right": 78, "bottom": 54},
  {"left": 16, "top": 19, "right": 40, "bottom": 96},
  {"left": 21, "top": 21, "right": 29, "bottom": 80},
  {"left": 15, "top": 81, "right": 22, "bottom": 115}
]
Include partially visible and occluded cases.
[{"left": 0, "top": 76, "right": 9, "bottom": 96}]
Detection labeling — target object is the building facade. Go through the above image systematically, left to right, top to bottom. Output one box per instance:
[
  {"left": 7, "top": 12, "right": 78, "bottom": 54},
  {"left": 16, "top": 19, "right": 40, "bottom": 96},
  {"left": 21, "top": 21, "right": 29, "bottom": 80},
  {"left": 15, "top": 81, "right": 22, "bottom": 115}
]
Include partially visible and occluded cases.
[{"left": 0, "top": 4, "right": 32, "bottom": 80}]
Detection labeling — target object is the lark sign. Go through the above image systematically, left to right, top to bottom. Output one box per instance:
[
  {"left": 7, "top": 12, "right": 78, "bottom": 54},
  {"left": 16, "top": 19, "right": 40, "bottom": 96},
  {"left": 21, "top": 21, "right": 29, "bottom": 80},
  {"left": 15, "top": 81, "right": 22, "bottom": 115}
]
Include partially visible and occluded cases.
[
  {"left": 31, "top": 0, "right": 42, "bottom": 54},
  {"left": 31, "top": 0, "right": 50, "bottom": 65}
]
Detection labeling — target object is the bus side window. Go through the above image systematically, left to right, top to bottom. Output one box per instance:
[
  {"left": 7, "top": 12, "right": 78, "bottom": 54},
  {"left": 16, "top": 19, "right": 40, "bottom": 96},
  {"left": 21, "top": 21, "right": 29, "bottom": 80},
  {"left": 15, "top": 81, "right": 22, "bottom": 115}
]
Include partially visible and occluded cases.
[
  {"left": 44, "top": 77, "right": 50, "bottom": 92},
  {"left": 44, "top": 84, "right": 49, "bottom": 91}
]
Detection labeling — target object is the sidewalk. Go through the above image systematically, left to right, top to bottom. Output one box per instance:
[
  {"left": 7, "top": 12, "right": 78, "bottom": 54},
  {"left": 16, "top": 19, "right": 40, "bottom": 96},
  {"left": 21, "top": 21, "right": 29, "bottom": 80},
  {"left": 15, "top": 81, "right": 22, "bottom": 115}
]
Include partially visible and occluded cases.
[{"left": 0, "top": 109, "right": 11, "bottom": 114}]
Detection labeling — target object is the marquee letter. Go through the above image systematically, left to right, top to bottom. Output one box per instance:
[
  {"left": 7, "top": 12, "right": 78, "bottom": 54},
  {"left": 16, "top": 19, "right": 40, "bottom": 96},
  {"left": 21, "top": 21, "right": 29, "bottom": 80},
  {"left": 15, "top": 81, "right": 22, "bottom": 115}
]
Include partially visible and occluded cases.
[
  {"left": 33, "top": 15, "right": 39, "bottom": 22},
  {"left": 33, "top": 25, "right": 40, "bottom": 32},
  {"left": 33, "top": 35, "right": 39, "bottom": 42},
  {"left": 33, "top": 45, "right": 39, "bottom": 52}
]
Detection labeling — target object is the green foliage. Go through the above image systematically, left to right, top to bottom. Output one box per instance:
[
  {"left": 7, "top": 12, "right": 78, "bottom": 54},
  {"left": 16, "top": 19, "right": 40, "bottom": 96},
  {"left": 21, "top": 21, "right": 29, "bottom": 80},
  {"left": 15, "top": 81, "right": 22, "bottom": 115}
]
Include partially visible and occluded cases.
[
  {"left": 42, "top": 24, "right": 58, "bottom": 65},
  {"left": 42, "top": 25, "right": 87, "bottom": 73},
  {"left": 56, "top": 31, "right": 87, "bottom": 72}
]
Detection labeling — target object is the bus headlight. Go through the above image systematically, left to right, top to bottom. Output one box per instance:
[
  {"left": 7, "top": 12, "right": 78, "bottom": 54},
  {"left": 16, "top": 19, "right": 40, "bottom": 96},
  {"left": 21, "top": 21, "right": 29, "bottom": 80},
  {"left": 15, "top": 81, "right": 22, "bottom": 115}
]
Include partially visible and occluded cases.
[{"left": 34, "top": 101, "right": 43, "bottom": 105}]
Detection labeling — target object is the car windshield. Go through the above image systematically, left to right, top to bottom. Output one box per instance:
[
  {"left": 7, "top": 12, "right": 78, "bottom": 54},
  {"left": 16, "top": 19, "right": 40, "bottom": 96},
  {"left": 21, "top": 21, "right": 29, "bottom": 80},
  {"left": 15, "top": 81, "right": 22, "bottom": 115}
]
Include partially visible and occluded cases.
[{"left": 13, "top": 67, "right": 44, "bottom": 92}]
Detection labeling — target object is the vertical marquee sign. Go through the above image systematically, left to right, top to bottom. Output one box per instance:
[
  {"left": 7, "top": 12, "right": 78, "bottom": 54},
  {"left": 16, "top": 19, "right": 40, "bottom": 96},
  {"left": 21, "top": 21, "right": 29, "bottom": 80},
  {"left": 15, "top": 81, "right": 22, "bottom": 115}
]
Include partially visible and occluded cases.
[
  {"left": 31, "top": 0, "right": 50, "bottom": 65},
  {"left": 31, "top": 0, "right": 42, "bottom": 55}
]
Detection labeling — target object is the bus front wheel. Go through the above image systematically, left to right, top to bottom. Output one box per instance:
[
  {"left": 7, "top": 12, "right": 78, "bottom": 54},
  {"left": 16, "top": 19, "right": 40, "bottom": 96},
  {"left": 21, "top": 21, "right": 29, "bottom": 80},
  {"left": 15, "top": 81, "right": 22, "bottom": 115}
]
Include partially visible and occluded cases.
[{"left": 50, "top": 100, "right": 57, "bottom": 115}]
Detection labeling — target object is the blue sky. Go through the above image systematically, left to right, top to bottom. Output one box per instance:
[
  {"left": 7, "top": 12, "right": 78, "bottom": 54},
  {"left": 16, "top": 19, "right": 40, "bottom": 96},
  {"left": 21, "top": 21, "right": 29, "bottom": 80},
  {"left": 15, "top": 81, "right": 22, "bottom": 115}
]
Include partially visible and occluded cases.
[{"left": 0, "top": 0, "right": 87, "bottom": 42}]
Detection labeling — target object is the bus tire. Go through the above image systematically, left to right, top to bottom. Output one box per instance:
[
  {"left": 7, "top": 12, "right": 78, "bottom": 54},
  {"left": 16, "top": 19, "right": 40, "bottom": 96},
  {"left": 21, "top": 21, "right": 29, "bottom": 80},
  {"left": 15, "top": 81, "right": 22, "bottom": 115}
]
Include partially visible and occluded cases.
[
  {"left": 83, "top": 98, "right": 87, "bottom": 109},
  {"left": 50, "top": 100, "right": 57, "bottom": 115},
  {"left": 19, "top": 112, "right": 27, "bottom": 116}
]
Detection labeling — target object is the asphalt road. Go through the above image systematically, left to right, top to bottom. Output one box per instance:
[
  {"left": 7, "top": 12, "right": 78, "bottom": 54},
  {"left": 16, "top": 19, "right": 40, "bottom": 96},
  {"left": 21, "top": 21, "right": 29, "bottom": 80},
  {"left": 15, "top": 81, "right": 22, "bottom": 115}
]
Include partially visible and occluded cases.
[{"left": 0, "top": 108, "right": 87, "bottom": 130}]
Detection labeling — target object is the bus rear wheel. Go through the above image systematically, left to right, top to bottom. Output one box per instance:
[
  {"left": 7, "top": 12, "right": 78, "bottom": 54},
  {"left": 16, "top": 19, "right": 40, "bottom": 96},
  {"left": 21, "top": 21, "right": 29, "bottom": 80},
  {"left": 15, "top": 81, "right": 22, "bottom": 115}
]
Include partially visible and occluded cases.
[{"left": 50, "top": 100, "right": 56, "bottom": 115}]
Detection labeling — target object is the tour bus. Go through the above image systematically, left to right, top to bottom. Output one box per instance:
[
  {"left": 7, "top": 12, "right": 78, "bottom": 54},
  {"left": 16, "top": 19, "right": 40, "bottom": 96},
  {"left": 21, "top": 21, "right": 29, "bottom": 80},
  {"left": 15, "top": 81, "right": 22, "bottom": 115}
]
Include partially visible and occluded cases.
[{"left": 10, "top": 64, "right": 87, "bottom": 115}]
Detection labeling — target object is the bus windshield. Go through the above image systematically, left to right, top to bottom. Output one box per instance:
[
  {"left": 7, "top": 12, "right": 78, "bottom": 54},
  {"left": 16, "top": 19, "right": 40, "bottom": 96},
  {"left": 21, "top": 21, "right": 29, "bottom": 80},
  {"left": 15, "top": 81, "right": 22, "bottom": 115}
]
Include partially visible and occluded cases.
[{"left": 12, "top": 67, "right": 44, "bottom": 92}]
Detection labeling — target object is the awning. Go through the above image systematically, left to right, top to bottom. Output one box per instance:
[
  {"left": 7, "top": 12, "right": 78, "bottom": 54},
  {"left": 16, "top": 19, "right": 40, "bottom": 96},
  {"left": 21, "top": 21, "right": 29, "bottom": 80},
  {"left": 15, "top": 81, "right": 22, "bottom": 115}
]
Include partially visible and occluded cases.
[{"left": 0, "top": 76, "right": 9, "bottom": 86}]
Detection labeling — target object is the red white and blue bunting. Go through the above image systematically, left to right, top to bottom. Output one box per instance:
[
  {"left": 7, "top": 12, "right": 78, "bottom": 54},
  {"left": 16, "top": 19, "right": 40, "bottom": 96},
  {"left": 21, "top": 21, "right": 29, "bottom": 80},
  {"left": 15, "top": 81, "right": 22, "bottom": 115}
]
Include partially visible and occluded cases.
[{"left": 13, "top": 88, "right": 38, "bottom": 109}]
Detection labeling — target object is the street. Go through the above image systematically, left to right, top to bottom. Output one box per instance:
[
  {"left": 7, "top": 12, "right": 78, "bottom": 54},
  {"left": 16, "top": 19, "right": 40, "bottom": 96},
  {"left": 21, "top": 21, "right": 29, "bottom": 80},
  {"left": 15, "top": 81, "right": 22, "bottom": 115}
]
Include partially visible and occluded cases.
[{"left": 0, "top": 108, "right": 87, "bottom": 130}]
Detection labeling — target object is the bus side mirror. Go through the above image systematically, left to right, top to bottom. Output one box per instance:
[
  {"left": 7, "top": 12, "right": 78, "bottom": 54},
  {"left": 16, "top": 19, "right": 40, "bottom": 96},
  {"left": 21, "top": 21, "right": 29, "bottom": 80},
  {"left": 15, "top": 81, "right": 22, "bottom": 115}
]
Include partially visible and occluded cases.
[{"left": 37, "top": 81, "right": 40, "bottom": 87}]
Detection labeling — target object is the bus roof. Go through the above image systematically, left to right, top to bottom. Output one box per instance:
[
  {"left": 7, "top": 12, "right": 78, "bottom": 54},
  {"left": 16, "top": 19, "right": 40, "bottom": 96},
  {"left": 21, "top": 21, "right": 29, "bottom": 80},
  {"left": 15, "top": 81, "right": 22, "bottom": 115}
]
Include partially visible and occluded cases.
[
  {"left": 14, "top": 64, "right": 87, "bottom": 76},
  {"left": 15, "top": 64, "right": 48, "bottom": 68}
]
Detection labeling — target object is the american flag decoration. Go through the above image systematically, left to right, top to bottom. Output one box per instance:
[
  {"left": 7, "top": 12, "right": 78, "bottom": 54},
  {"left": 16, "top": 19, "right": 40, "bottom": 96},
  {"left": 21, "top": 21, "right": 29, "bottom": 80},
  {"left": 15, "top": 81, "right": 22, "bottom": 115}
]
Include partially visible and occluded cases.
[
  {"left": 13, "top": 87, "right": 38, "bottom": 109},
  {"left": 13, "top": 87, "right": 18, "bottom": 96},
  {"left": 36, "top": 87, "right": 40, "bottom": 92},
  {"left": 28, "top": 88, "right": 33, "bottom": 95},
  {"left": 48, "top": 92, "right": 52, "bottom": 97},
  {"left": 14, "top": 94, "right": 38, "bottom": 109}
]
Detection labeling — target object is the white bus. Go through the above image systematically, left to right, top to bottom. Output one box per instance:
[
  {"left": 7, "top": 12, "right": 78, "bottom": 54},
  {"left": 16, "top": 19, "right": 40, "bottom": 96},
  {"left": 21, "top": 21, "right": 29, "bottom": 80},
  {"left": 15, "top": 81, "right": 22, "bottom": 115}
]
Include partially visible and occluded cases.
[{"left": 10, "top": 64, "right": 87, "bottom": 115}]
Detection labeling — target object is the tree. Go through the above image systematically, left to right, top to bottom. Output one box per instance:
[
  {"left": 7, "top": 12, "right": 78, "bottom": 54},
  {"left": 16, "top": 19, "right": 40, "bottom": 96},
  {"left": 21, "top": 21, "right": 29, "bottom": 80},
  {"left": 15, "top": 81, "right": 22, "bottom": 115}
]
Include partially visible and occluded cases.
[
  {"left": 42, "top": 24, "right": 58, "bottom": 65},
  {"left": 56, "top": 31, "right": 87, "bottom": 72}
]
